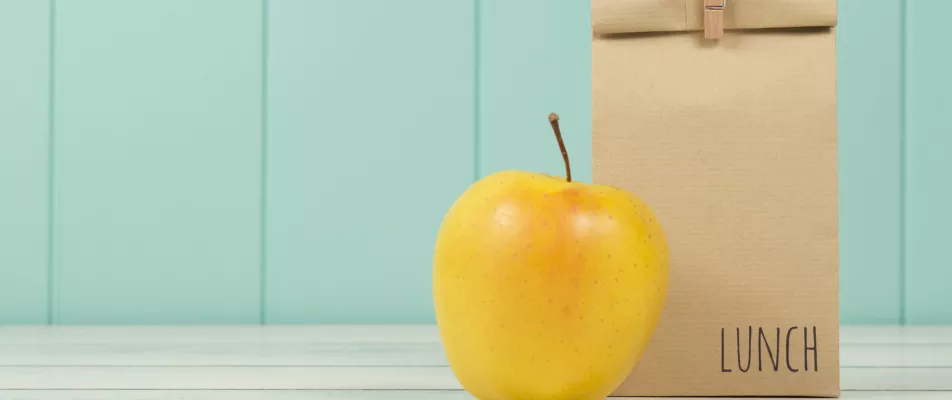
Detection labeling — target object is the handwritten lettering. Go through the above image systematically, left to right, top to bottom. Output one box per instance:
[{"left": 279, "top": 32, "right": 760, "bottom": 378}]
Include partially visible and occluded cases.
[
  {"left": 720, "top": 325, "right": 817, "bottom": 374},
  {"left": 758, "top": 327, "right": 780, "bottom": 372}
]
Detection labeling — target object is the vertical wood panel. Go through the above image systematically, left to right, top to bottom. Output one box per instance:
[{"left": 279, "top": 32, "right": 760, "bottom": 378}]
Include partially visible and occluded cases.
[
  {"left": 0, "top": 0, "right": 50, "bottom": 323},
  {"left": 53, "top": 0, "right": 263, "bottom": 323},
  {"left": 265, "top": 0, "right": 475, "bottom": 323},
  {"left": 478, "top": 0, "right": 591, "bottom": 182},
  {"left": 836, "top": 0, "right": 903, "bottom": 324},
  {"left": 904, "top": 0, "right": 952, "bottom": 324}
]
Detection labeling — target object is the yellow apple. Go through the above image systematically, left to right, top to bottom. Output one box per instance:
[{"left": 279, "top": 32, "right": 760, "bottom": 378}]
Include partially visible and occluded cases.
[{"left": 432, "top": 113, "right": 670, "bottom": 400}]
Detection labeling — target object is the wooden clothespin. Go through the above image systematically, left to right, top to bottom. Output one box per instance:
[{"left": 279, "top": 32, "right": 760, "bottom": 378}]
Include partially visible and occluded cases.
[{"left": 704, "top": 0, "right": 725, "bottom": 40}]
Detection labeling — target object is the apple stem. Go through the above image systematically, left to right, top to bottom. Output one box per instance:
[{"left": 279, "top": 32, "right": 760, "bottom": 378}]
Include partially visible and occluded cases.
[{"left": 548, "top": 112, "right": 572, "bottom": 183}]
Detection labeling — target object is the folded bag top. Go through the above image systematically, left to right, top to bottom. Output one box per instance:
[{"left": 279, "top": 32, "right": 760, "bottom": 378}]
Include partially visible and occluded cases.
[{"left": 592, "top": 0, "right": 837, "bottom": 36}]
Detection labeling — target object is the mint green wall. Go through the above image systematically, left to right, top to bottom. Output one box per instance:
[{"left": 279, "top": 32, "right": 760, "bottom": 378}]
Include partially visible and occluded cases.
[
  {"left": 0, "top": 0, "right": 945, "bottom": 325},
  {"left": 0, "top": 0, "right": 50, "bottom": 323},
  {"left": 263, "top": 0, "right": 475, "bottom": 323},
  {"left": 837, "top": 0, "right": 903, "bottom": 325},
  {"left": 904, "top": 0, "right": 952, "bottom": 324}
]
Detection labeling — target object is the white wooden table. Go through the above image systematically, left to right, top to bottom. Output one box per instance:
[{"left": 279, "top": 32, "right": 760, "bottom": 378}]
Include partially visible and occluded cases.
[{"left": 0, "top": 325, "right": 947, "bottom": 399}]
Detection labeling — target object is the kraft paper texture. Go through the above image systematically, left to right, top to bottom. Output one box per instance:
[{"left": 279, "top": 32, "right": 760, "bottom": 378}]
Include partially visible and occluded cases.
[{"left": 592, "top": 0, "right": 839, "bottom": 396}]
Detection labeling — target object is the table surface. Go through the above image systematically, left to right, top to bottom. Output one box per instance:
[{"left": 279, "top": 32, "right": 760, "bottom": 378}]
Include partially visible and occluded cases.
[{"left": 0, "top": 325, "right": 947, "bottom": 399}]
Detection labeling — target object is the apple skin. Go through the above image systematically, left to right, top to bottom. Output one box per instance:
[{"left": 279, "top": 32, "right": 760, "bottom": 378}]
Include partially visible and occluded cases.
[{"left": 433, "top": 169, "right": 670, "bottom": 400}]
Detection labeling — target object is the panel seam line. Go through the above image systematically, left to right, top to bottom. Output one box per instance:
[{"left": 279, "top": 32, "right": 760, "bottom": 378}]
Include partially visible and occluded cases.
[
  {"left": 46, "top": 0, "right": 57, "bottom": 326},
  {"left": 259, "top": 0, "right": 270, "bottom": 325},
  {"left": 473, "top": 0, "right": 481, "bottom": 182},
  {"left": 898, "top": 0, "right": 908, "bottom": 326}
]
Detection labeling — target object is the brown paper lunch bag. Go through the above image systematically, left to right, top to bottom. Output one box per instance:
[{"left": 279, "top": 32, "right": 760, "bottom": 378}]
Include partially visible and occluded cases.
[{"left": 591, "top": 0, "right": 839, "bottom": 397}]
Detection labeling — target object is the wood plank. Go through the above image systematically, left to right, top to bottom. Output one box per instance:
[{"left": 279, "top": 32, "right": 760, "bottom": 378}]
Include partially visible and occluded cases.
[
  {"left": 0, "top": 0, "right": 50, "bottom": 323},
  {"left": 52, "top": 0, "right": 262, "bottom": 323},
  {"left": 264, "top": 0, "right": 475, "bottom": 323},
  {"left": 477, "top": 0, "right": 591, "bottom": 182},
  {"left": 836, "top": 0, "right": 904, "bottom": 324},
  {"left": 904, "top": 0, "right": 952, "bottom": 324},
  {"left": 4, "top": 324, "right": 944, "bottom": 344},
  {"left": 0, "top": 325, "right": 440, "bottom": 344},
  {"left": 0, "top": 325, "right": 445, "bottom": 367},
  {"left": 840, "top": 325, "right": 952, "bottom": 344},
  {"left": 0, "top": 326, "right": 948, "bottom": 393},
  {"left": 2, "top": 326, "right": 951, "bottom": 369},
  {"left": 4, "top": 341, "right": 951, "bottom": 369},
  {"left": 0, "top": 342, "right": 447, "bottom": 367},
  {"left": 842, "top": 343, "right": 952, "bottom": 367},
  {"left": 0, "top": 365, "right": 949, "bottom": 392},
  {"left": 0, "top": 366, "right": 461, "bottom": 390},
  {"left": 843, "top": 367, "right": 952, "bottom": 391},
  {"left": 0, "top": 391, "right": 945, "bottom": 400},
  {"left": 0, "top": 391, "right": 474, "bottom": 400},
  {"left": 839, "top": 393, "right": 952, "bottom": 400}
]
